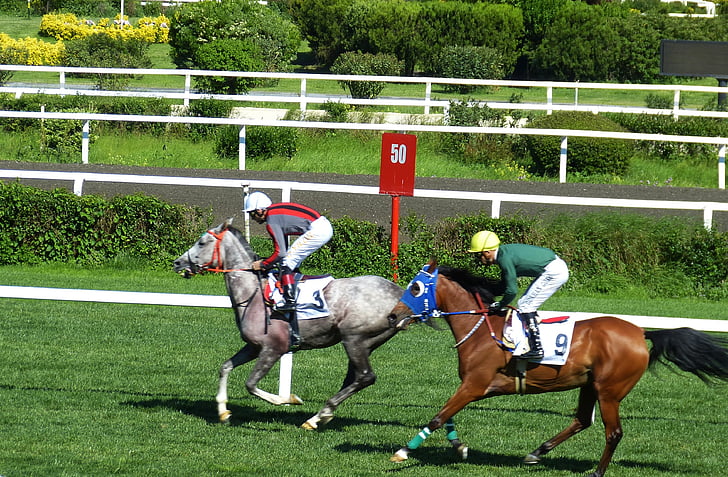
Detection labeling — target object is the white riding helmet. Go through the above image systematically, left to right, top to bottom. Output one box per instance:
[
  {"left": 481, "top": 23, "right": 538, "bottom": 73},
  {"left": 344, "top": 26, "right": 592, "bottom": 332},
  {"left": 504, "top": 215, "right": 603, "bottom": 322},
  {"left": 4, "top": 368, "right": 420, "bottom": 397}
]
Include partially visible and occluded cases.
[{"left": 243, "top": 191, "right": 272, "bottom": 212}]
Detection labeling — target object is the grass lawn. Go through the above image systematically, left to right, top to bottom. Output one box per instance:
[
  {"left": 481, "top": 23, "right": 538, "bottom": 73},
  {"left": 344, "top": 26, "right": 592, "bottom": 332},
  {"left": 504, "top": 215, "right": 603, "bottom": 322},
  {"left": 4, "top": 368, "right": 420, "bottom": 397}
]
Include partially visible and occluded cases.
[{"left": 0, "top": 263, "right": 726, "bottom": 476}]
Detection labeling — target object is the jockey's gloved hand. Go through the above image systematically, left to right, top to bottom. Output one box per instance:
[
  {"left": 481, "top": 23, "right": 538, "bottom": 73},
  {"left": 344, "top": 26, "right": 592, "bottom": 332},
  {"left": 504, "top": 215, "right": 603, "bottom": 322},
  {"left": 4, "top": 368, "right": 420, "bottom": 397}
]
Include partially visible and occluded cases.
[{"left": 489, "top": 302, "right": 505, "bottom": 314}]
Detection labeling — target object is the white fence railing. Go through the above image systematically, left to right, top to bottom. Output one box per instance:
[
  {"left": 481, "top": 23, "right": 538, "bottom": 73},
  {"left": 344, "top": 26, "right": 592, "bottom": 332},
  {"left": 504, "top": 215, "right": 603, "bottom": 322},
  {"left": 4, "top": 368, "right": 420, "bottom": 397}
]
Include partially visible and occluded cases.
[
  {"left": 3, "top": 65, "right": 728, "bottom": 119},
  {"left": 2, "top": 66, "right": 728, "bottom": 187},
  {"left": 0, "top": 110, "right": 726, "bottom": 188},
  {"left": 2, "top": 169, "right": 727, "bottom": 230}
]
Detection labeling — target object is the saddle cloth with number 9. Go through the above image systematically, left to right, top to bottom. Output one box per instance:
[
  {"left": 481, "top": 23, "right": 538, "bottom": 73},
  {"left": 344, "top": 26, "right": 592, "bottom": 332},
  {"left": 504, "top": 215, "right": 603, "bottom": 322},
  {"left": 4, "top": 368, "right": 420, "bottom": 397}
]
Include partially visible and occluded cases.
[
  {"left": 265, "top": 272, "right": 334, "bottom": 320},
  {"left": 503, "top": 311, "right": 576, "bottom": 365}
]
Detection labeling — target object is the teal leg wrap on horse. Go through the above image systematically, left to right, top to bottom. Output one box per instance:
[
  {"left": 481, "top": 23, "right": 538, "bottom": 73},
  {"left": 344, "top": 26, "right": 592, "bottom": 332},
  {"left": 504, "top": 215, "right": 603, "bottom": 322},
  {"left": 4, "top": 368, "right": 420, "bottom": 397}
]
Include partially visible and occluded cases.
[
  {"left": 445, "top": 419, "right": 458, "bottom": 442},
  {"left": 407, "top": 427, "right": 432, "bottom": 450}
]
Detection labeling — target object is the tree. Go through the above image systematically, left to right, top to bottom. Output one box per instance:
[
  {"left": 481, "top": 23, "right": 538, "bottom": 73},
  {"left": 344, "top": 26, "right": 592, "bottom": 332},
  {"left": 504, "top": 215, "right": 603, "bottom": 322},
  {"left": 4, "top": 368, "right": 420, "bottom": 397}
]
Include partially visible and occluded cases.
[{"left": 168, "top": 0, "right": 300, "bottom": 76}]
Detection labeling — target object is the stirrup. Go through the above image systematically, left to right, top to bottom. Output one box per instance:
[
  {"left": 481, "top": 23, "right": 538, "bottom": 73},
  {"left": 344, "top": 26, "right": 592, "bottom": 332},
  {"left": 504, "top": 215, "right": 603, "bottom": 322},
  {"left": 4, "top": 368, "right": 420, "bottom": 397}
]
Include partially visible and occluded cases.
[
  {"left": 275, "top": 301, "right": 297, "bottom": 312},
  {"left": 520, "top": 348, "right": 544, "bottom": 360}
]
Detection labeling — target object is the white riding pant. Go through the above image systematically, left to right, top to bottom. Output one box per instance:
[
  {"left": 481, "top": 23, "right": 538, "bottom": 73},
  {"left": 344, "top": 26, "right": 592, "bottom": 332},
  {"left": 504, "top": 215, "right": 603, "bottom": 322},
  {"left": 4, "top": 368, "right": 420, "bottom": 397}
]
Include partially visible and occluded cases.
[
  {"left": 281, "top": 216, "right": 333, "bottom": 270},
  {"left": 517, "top": 256, "right": 569, "bottom": 314}
]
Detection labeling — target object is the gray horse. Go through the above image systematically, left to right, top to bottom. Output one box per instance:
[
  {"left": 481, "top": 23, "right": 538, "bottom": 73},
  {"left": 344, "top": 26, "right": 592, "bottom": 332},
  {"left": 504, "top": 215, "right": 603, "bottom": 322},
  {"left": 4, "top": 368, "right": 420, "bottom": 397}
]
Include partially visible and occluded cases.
[{"left": 173, "top": 218, "right": 405, "bottom": 429}]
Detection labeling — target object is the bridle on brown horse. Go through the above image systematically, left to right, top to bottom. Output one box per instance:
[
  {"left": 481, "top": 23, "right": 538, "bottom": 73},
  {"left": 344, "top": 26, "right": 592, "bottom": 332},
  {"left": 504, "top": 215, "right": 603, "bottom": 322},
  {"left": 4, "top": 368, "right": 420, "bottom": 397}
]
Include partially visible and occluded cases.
[{"left": 399, "top": 264, "right": 514, "bottom": 349}]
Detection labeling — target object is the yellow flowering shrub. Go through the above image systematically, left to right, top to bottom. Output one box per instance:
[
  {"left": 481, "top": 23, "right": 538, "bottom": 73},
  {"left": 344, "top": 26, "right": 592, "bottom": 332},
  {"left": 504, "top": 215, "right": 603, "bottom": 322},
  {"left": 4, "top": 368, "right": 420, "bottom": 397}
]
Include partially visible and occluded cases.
[
  {"left": 39, "top": 13, "right": 170, "bottom": 44},
  {"left": 0, "top": 33, "right": 65, "bottom": 66}
]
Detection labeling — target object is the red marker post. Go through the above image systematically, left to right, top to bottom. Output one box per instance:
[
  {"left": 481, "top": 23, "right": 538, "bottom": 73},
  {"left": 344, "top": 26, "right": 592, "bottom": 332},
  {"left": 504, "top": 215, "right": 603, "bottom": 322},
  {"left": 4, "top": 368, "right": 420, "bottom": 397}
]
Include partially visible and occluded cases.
[{"left": 379, "top": 132, "right": 417, "bottom": 282}]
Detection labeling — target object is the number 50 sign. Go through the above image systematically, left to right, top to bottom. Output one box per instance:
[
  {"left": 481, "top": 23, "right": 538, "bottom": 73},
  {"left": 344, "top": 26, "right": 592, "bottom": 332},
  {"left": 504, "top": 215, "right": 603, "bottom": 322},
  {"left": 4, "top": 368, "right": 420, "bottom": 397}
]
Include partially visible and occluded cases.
[{"left": 379, "top": 132, "right": 417, "bottom": 196}]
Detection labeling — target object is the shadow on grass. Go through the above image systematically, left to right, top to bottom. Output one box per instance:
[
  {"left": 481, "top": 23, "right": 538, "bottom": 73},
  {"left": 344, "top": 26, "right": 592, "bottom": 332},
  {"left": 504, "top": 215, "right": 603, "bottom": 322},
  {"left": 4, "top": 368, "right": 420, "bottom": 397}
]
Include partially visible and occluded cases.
[
  {"left": 121, "top": 397, "right": 410, "bottom": 431},
  {"left": 341, "top": 443, "right": 678, "bottom": 475}
]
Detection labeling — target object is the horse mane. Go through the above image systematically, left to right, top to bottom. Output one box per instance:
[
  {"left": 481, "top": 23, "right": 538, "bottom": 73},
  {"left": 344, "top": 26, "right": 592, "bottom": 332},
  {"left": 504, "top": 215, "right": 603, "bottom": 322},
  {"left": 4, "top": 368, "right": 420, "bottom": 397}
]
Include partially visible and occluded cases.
[
  {"left": 226, "top": 225, "right": 261, "bottom": 261},
  {"left": 437, "top": 265, "right": 503, "bottom": 304}
]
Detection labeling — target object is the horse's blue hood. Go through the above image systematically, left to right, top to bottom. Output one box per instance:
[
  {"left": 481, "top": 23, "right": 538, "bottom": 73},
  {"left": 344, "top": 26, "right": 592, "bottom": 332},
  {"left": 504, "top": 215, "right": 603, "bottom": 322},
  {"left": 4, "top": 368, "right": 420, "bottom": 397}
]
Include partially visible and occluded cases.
[{"left": 399, "top": 265, "right": 438, "bottom": 317}]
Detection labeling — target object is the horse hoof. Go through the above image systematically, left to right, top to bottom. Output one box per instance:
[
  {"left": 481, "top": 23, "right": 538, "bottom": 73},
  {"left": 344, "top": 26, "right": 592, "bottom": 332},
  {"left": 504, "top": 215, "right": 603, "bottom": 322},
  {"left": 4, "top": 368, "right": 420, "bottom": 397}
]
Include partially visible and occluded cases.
[
  {"left": 289, "top": 394, "right": 304, "bottom": 405},
  {"left": 219, "top": 410, "right": 232, "bottom": 424},
  {"left": 301, "top": 421, "right": 317, "bottom": 431},
  {"left": 456, "top": 444, "right": 468, "bottom": 460},
  {"left": 390, "top": 449, "right": 409, "bottom": 463},
  {"left": 523, "top": 453, "right": 541, "bottom": 465}
]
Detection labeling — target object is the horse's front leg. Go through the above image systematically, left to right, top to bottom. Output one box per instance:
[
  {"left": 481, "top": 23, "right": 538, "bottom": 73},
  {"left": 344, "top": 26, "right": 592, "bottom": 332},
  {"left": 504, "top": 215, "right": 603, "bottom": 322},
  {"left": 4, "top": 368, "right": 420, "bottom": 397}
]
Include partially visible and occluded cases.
[
  {"left": 245, "top": 343, "right": 303, "bottom": 406},
  {"left": 217, "top": 344, "right": 258, "bottom": 423},
  {"left": 391, "top": 380, "right": 483, "bottom": 463}
]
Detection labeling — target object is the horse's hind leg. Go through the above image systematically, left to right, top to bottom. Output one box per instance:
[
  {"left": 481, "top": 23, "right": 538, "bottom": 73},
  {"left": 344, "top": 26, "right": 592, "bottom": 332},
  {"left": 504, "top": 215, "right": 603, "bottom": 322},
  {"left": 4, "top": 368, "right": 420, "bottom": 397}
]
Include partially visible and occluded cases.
[
  {"left": 302, "top": 336, "right": 386, "bottom": 430},
  {"left": 217, "top": 344, "right": 259, "bottom": 423},
  {"left": 302, "top": 357, "right": 374, "bottom": 430},
  {"left": 524, "top": 384, "right": 597, "bottom": 464}
]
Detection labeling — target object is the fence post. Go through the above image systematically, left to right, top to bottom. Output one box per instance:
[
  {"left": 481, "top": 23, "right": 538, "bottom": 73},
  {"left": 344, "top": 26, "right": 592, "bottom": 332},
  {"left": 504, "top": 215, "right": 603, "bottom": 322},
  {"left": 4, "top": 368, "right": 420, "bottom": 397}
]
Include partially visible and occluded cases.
[
  {"left": 184, "top": 73, "right": 191, "bottom": 107},
  {"left": 300, "top": 78, "right": 307, "bottom": 112},
  {"left": 424, "top": 81, "right": 432, "bottom": 115},
  {"left": 547, "top": 86, "right": 553, "bottom": 115},
  {"left": 673, "top": 90, "right": 681, "bottom": 119},
  {"left": 82, "top": 120, "right": 90, "bottom": 164},
  {"left": 238, "top": 125, "right": 246, "bottom": 170},
  {"left": 559, "top": 136, "right": 568, "bottom": 183},
  {"left": 719, "top": 145, "right": 726, "bottom": 190},
  {"left": 73, "top": 175, "right": 84, "bottom": 196},
  {"left": 491, "top": 199, "right": 501, "bottom": 218}
]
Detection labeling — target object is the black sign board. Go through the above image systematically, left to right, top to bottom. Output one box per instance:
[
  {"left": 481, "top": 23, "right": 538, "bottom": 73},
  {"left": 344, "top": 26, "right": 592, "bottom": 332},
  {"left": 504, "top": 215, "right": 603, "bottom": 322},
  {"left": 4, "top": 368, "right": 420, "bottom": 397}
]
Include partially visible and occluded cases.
[{"left": 660, "top": 40, "right": 728, "bottom": 78}]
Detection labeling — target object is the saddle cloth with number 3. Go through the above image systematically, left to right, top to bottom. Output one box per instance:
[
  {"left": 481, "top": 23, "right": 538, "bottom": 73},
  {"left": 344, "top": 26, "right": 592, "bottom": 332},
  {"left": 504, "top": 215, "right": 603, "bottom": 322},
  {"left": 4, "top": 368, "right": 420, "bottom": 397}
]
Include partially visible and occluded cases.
[
  {"left": 265, "top": 272, "right": 334, "bottom": 320},
  {"left": 502, "top": 311, "right": 576, "bottom": 365}
]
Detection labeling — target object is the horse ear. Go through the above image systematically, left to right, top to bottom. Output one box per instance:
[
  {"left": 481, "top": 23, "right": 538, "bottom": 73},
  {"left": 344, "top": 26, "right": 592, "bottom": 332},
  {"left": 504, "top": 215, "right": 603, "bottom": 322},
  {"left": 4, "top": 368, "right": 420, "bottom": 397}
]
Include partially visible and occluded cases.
[
  {"left": 223, "top": 217, "right": 234, "bottom": 229},
  {"left": 426, "top": 257, "right": 438, "bottom": 273}
]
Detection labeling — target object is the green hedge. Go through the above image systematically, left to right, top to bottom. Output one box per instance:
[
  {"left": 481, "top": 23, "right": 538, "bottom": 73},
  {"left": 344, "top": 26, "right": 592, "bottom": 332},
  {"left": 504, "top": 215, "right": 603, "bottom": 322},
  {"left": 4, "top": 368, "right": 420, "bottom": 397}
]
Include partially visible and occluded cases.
[
  {"left": 525, "top": 111, "right": 632, "bottom": 177},
  {"left": 0, "top": 181, "right": 213, "bottom": 268},
  {"left": 2, "top": 182, "right": 725, "bottom": 299},
  {"left": 308, "top": 211, "right": 728, "bottom": 301}
]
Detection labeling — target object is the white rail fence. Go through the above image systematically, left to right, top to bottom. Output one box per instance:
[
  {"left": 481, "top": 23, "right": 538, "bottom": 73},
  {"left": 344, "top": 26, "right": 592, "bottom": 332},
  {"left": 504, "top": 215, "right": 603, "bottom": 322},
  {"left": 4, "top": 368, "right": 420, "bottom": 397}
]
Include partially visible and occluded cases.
[
  {"left": 4, "top": 65, "right": 728, "bottom": 119},
  {"left": 2, "top": 66, "right": 728, "bottom": 187},
  {"left": 0, "top": 110, "right": 727, "bottom": 188},
  {"left": 2, "top": 169, "right": 727, "bottom": 229}
]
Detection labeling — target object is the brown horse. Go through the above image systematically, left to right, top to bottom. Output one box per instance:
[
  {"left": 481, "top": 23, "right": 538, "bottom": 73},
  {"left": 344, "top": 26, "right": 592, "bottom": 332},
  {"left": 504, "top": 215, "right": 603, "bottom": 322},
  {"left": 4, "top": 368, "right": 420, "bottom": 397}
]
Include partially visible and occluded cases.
[{"left": 388, "top": 262, "right": 728, "bottom": 477}]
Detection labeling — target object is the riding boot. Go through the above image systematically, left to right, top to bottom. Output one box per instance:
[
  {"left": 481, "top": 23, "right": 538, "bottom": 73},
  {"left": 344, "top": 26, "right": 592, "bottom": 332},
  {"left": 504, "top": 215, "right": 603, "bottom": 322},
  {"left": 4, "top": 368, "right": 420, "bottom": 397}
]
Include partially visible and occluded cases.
[
  {"left": 275, "top": 270, "right": 297, "bottom": 312},
  {"left": 520, "top": 312, "right": 544, "bottom": 360}
]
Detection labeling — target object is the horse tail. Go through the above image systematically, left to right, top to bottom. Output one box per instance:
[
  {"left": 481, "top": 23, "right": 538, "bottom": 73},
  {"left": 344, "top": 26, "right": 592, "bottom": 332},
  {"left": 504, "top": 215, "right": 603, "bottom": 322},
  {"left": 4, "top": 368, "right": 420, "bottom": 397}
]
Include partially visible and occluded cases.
[{"left": 644, "top": 327, "right": 728, "bottom": 384}]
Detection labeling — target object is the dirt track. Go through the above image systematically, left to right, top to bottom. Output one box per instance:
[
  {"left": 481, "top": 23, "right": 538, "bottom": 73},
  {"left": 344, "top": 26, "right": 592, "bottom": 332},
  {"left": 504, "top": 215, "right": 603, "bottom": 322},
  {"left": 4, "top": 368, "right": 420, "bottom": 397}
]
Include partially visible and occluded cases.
[{"left": 2, "top": 160, "right": 727, "bottom": 232}]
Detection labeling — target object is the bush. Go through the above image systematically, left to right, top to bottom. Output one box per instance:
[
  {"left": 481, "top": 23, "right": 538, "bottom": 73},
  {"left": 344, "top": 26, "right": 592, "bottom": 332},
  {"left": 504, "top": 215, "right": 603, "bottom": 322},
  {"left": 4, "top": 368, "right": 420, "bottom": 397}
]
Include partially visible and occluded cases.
[
  {"left": 169, "top": 0, "right": 300, "bottom": 73},
  {"left": 0, "top": 32, "right": 65, "bottom": 66},
  {"left": 62, "top": 33, "right": 152, "bottom": 90},
  {"left": 192, "top": 39, "right": 266, "bottom": 94},
  {"left": 430, "top": 45, "right": 505, "bottom": 94},
  {"left": 330, "top": 51, "right": 403, "bottom": 99},
  {"left": 94, "top": 97, "right": 171, "bottom": 135},
  {"left": 185, "top": 99, "right": 236, "bottom": 140},
  {"left": 439, "top": 100, "right": 526, "bottom": 173},
  {"left": 40, "top": 107, "right": 96, "bottom": 156},
  {"left": 525, "top": 111, "right": 632, "bottom": 177},
  {"left": 607, "top": 112, "right": 725, "bottom": 161},
  {"left": 215, "top": 125, "right": 298, "bottom": 160},
  {"left": 0, "top": 181, "right": 213, "bottom": 268},
  {"left": 305, "top": 215, "right": 392, "bottom": 278}
]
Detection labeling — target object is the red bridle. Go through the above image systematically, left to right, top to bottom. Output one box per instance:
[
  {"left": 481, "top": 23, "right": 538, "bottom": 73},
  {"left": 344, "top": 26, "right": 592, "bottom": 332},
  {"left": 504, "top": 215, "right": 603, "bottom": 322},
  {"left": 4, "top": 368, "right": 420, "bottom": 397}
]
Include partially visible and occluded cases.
[{"left": 197, "top": 228, "right": 256, "bottom": 274}]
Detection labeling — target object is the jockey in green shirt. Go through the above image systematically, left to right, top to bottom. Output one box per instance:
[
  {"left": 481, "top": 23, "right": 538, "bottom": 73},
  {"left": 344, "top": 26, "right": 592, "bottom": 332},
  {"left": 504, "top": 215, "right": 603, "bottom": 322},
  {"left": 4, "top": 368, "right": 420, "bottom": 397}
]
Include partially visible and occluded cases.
[{"left": 469, "top": 231, "right": 570, "bottom": 359}]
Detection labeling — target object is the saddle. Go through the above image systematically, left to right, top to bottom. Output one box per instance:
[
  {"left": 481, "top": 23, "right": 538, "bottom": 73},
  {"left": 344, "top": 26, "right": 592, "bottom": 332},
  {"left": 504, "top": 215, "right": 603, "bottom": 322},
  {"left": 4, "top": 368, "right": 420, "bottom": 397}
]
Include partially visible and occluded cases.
[
  {"left": 263, "top": 271, "right": 334, "bottom": 320},
  {"left": 502, "top": 310, "right": 576, "bottom": 365},
  {"left": 502, "top": 310, "right": 576, "bottom": 394}
]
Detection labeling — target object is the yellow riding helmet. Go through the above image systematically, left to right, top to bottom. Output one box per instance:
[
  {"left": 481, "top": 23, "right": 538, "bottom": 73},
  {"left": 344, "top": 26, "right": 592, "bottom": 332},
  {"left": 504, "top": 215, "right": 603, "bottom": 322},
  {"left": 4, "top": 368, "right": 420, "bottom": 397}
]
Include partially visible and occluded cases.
[{"left": 468, "top": 231, "right": 500, "bottom": 252}]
